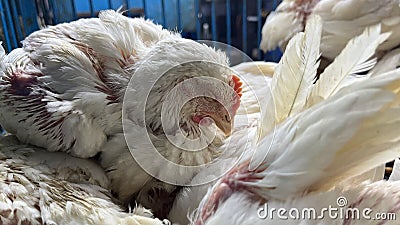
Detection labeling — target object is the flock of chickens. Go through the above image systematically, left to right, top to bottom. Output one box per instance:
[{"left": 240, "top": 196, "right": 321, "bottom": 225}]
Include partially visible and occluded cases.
[{"left": 0, "top": 0, "right": 400, "bottom": 224}]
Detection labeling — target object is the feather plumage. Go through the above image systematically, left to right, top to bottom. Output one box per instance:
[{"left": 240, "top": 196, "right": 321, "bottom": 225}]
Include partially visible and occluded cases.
[
  {"left": 261, "top": 0, "right": 400, "bottom": 61},
  {"left": 0, "top": 10, "right": 240, "bottom": 218},
  {"left": 0, "top": 12, "right": 177, "bottom": 158},
  {"left": 170, "top": 15, "right": 390, "bottom": 223},
  {"left": 192, "top": 15, "right": 400, "bottom": 224},
  {"left": 260, "top": 15, "right": 322, "bottom": 138},
  {"left": 308, "top": 24, "right": 390, "bottom": 105},
  {"left": 368, "top": 47, "right": 400, "bottom": 76},
  {"left": 169, "top": 61, "right": 275, "bottom": 224},
  {"left": 231, "top": 62, "right": 275, "bottom": 130},
  {"left": 194, "top": 67, "right": 400, "bottom": 225},
  {"left": 255, "top": 69, "right": 400, "bottom": 199},
  {"left": 0, "top": 135, "right": 170, "bottom": 225},
  {"left": 199, "top": 180, "right": 400, "bottom": 225}
]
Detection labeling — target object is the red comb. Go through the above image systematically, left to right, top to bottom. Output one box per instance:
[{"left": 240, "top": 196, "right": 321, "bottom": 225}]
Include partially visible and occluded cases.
[
  {"left": 231, "top": 75, "right": 243, "bottom": 97},
  {"left": 231, "top": 75, "right": 242, "bottom": 113}
]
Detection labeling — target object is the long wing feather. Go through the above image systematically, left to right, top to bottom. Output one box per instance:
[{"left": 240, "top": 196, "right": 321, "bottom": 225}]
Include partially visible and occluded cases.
[
  {"left": 260, "top": 15, "right": 322, "bottom": 138},
  {"left": 308, "top": 24, "right": 391, "bottom": 105},
  {"left": 250, "top": 69, "right": 400, "bottom": 200}
]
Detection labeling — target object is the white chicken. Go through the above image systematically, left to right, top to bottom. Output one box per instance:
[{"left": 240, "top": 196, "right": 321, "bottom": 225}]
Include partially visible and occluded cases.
[
  {"left": 260, "top": 0, "right": 400, "bottom": 61},
  {"left": 1, "top": 8, "right": 394, "bottom": 224},
  {"left": 0, "top": 10, "right": 243, "bottom": 217},
  {"left": 170, "top": 15, "right": 393, "bottom": 225},
  {"left": 191, "top": 32, "right": 400, "bottom": 225},
  {"left": 168, "top": 60, "right": 275, "bottom": 224},
  {"left": 193, "top": 66, "right": 400, "bottom": 224},
  {"left": 0, "top": 134, "right": 169, "bottom": 225},
  {"left": 195, "top": 180, "right": 400, "bottom": 225}
]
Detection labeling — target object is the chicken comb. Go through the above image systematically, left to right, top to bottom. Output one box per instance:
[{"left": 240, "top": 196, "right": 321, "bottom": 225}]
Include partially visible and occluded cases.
[
  {"left": 231, "top": 74, "right": 243, "bottom": 97},
  {"left": 231, "top": 75, "right": 242, "bottom": 113}
]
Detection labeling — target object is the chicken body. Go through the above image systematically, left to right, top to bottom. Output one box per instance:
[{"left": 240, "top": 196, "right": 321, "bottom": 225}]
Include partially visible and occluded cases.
[
  {"left": 260, "top": 0, "right": 400, "bottom": 60},
  {"left": 0, "top": 10, "right": 241, "bottom": 217},
  {"left": 191, "top": 15, "right": 400, "bottom": 225},
  {"left": 169, "top": 61, "right": 275, "bottom": 224},
  {"left": 194, "top": 67, "right": 400, "bottom": 224},
  {"left": 0, "top": 135, "right": 169, "bottom": 225},
  {"left": 198, "top": 180, "right": 400, "bottom": 225}
]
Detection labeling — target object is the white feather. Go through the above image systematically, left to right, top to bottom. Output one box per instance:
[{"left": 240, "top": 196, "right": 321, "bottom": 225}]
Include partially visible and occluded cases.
[
  {"left": 261, "top": 0, "right": 400, "bottom": 60},
  {"left": 259, "top": 1, "right": 304, "bottom": 52},
  {"left": 0, "top": 10, "right": 236, "bottom": 215},
  {"left": 260, "top": 15, "right": 322, "bottom": 138},
  {"left": 309, "top": 24, "right": 390, "bottom": 105},
  {"left": 194, "top": 68, "right": 400, "bottom": 225},
  {"left": 250, "top": 69, "right": 400, "bottom": 200},
  {"left": 0, "top": 135, "right": 169, "bottom": 225},
  {"left": 203, "top": 181, "right": 400, "bottom": 225}
]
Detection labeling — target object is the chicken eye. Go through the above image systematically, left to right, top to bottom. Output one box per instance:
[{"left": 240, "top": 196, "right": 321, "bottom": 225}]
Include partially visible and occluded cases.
[{"left": 225, "top": 115, "right": 230, "bottom": 122}]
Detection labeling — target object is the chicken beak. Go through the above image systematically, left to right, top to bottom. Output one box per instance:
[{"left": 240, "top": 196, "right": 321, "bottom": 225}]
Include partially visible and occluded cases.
[{"left": 214, "top": 117, "right": 233, "bottom": 136}]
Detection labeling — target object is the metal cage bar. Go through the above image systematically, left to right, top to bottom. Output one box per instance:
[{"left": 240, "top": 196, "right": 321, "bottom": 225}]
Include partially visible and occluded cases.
[
  {"left": 0, "top": 0, "right": 283, "bottom": 62},
  {"left": 0, "top": 0, "right": 12, "bottom": 51},
  {"left": 3, "top": 0, "right": 17, "bottom": 48},
  {"left": 9, "top": 0, "right": 23, "bottom": 43},
  {"left": 17, "top": 0, "right": 39, "bottom": 38},
  {"left": 50, "top": 0, "right": 77, "bottom": 24},
  {"left": 89, "top": 0, "right": 95, "bottom": 17},
  {"left": 125, "top": 0, "right": 131, "bottom": 17},
  {"left": 142, "top": 0, "right": 147, "bottom": 18},
  {"left": 161, "top": 0, "right": 166, "bottom": 27},
  {"left": 176, "top": 0, "right": 181, "bottom": 30},
  {"left": 194, "top": 0, "right": 200, "bottom": 39},
  {"left": 211, "top": 0, "right": 217, "bottom": 41},
  {"left": 226, "top": 0, "right": 231, "bottom": 45},
  {"left": 242, "top": 0, "right": 247, "bottom": 53},
  {"left": 257, "top": 0, "right": 262, "bottom": 59}
]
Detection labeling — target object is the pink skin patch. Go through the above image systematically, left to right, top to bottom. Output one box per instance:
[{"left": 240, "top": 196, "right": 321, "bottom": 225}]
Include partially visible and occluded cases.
[
  {"left": 292, "top": 0, "right": 320, "bottom": 26},
  {"left": 7, "top": 71, "right": 38, "bottom": 96},
  {"left": 231, "top": 75, "right": 243, "bottom": 114},
  {"left": 192, "top": 115, "right": 203, "bottom": 124},
  {"left": 194, "top": 160, "right": 269, "bottom": 225}
]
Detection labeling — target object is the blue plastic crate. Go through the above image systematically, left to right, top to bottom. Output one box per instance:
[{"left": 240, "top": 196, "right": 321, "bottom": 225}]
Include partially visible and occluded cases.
[{"left": 0, "top": 0, "right": 282, "bottom": 61}]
